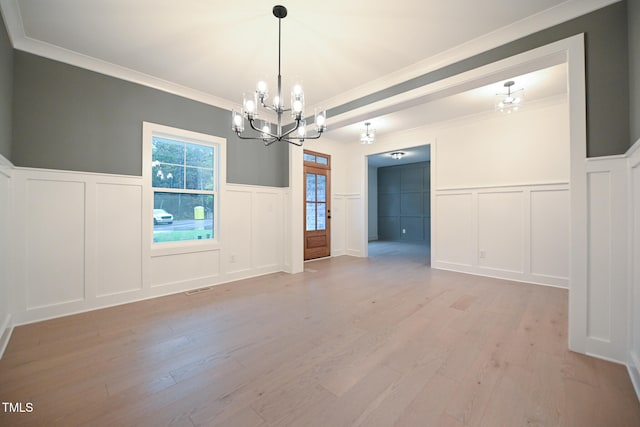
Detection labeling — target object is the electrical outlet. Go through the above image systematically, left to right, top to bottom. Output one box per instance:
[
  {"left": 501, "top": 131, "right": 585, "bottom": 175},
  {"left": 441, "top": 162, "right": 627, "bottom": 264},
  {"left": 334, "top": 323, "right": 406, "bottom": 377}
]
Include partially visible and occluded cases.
[
  {"left": 402, "top": 228, "right": 406, "bottom": 234},
  {"left": 479, "top": 250, "right": 486, "bottom": 259},
  {"left": 230, "top": 254, "right": 236, "bottom": 263}
]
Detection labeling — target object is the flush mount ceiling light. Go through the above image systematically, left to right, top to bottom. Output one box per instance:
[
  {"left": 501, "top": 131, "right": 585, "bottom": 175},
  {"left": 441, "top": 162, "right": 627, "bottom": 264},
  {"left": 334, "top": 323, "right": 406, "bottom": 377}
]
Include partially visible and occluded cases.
[
  {"left": 231, "top": 5, "right": 326, "bottom": 147},
  {"left": 495, "top": 80, "right": 524, "bottom": 114},
  {"left": 360, "top": 122, "right": 376, "bottom": 144},
  {"left": 390, "top": 152, "right": 405, "bottom": 160}
]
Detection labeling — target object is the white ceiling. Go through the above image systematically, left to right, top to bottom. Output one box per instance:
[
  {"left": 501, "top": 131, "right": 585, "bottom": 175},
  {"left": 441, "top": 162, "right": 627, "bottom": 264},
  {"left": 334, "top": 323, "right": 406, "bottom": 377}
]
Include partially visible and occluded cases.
[{"left": 0, "top": 0, "right": 612, "bottom": 143}]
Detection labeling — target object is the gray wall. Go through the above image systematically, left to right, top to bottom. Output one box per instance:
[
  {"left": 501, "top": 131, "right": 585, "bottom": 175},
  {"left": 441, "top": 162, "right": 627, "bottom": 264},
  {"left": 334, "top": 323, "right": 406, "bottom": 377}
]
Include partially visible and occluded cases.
[
  {"left": 630, "top": 0, "right": 640, "bottom": 144},
  {"left": 330, "top": 1, "right": 630, "bottom": 157},
  {"left": 0, "top": 15, "right": 12, "bottom": 161},
  {"left": 11, "top": 52, "right": 289, "bottom": 186},
  {"left": 378, "top": 162, "right": 430, "bottom": 242}
]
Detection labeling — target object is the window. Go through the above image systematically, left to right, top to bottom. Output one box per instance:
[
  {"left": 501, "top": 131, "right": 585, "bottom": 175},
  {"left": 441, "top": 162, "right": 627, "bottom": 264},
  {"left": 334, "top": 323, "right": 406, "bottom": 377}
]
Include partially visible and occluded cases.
[{"left": 143, "top": 122, "right": 225, "bottom": 246}]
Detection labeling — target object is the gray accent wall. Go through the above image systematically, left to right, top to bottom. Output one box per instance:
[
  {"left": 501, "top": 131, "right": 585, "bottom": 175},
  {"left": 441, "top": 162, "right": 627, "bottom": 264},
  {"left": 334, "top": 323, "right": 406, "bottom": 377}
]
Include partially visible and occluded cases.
[
  {"left": 630, "top": 0, "right": 640, "bottom": 144},
  {"left": 329, "top": 2, "right": 630, "bottom": 157},
  {"left": 0, "top": 15, "right": 12, "bottom": 161},
  {"left": 11, "top": 52, "right": 289, "bottom": 186},
  {"left": 378, "top": 162, "right": 430, "bottom": 243},
  {"left": 368, "top": 165, "right": 378, "bottom": 240}
]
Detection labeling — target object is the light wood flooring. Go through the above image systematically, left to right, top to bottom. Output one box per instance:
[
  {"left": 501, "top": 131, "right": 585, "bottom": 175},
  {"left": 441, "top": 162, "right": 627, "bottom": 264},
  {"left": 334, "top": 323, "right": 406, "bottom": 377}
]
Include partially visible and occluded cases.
[{"left": 1, "top": 241, "right": 639, "bottom": 426}]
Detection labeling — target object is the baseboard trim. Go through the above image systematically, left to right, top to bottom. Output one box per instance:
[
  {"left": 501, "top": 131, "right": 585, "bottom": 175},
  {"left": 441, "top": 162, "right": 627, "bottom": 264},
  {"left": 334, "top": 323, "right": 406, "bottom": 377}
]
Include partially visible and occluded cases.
[{"left": 0, "top": 314, "right": 13, "bottom": 359}]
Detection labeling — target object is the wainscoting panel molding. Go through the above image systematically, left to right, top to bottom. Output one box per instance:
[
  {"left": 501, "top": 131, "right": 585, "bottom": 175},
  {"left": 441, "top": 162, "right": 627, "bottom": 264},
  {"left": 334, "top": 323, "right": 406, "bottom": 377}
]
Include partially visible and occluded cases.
[
  {"left": 626, "top": 140, "right": 640, "bottom": 398},
  {"left": 0, "top": 156, "right": 14, "bottom": 359},
  {"left": 583, "top": 156, "right": 629, "bottom": 363},
  {"left": 10, "top": 169, "right": 287, "bottom": 325},
  {"left": 25, "top": 178, "right": 86, "bottom": 309},
  {"left": 95, "top": 182, "right": 143, "bottom": 297},
  {"left": 433, "top": 184, "right": 569, "bottom": 288},
  {"left": 434, "top": 192, "right": 474, "bottom": 269},
  {"left": 345, "top": 194, "right": 363, "bottom": 257},
  {"left": 331, "top": 195, "right": 347, "bottom": 256}
]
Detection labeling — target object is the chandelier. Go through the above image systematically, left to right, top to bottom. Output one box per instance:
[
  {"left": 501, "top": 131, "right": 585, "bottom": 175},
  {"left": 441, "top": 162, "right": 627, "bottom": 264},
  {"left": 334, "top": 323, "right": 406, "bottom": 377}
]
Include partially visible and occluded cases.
[
  {"left": 231, "top": 5, "right": 327, "bottom": 147},
  {"left": 495, "top": 80, "right": 524, "bottom": 114},
  {"left": 360, "top": 122, "right": 375, "bottom": 144}
]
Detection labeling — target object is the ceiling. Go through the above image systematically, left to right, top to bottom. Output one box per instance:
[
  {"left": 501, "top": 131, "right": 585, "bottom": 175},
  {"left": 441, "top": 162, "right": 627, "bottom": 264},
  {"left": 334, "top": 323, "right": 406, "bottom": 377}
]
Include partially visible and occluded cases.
[{"left": 0, "top": 0, "right": 612, "bottom": 143}]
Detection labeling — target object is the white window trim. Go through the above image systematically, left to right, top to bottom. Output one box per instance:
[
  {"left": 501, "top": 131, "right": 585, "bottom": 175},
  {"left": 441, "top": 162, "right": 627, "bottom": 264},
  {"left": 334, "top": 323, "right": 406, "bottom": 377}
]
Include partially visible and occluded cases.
[{"left": 142, "top": 121, "right": 226, "bottom": 257}]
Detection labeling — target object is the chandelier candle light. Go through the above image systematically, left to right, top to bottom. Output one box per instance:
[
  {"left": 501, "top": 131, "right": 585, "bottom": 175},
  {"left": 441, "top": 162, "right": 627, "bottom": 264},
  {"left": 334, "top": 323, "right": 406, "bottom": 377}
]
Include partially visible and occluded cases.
[{"left": 232, "top": 5, "right": 327, "bottom": 146}]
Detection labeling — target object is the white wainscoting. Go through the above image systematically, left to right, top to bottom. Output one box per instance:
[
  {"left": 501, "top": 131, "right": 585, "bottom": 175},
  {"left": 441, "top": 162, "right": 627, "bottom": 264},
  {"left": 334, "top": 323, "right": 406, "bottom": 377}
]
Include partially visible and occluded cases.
[
  {"left": 627, "top": 140, "right": 640, "bottom": 397},
  {"left": 0, "top": 155, "right": 13, "bottom": 357},
  {"left": 580, "top": 156, "right": 630, "bottom": 363},
  {"left": 10, "top": 169, "right": 287, "bottom": 325},
  {"left": 432, "top": 183, "right": 569, "bottom": 288},
  {"left": 333, "top": 193, "right": 363, "bottom": 257}
]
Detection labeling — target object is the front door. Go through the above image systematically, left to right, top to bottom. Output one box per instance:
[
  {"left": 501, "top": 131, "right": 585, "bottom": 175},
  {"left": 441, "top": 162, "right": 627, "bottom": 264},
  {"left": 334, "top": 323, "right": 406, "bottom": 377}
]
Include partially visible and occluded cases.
[{"left": 304, "top": 150, "right": 331, "bottom": 260}]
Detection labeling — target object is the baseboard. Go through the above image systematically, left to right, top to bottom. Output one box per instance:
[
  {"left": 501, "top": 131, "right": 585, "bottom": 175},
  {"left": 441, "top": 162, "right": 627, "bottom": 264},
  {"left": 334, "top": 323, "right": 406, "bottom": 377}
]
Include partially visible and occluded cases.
[
  {"left": 0, "top": 314, "right": 13, "bottom": 359},
  {"left": 629, "top": 352, "right": 640, "bottom": 402}
]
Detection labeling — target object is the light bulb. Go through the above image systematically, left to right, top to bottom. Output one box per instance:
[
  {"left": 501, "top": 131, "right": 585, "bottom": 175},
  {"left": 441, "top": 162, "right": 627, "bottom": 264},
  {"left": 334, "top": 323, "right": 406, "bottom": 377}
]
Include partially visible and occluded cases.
[
  {"left": 256, "top": 81, "right": 268, "bottom": 94},
  {"left": 293, "top": 84, "right": 303, "bottom": 95},
  {"left": 273, "top": 95, "right": 281, "bottom": 108},
  {"left": 245, "top": 99, "right": 255, "bottom": 112},
  {"left": 293, "top": 100, "right": 303, "bottom": 113},
  {"left": 233, "top": 114, "right": 243, "bottom": 127},
  {"left": 316, "top": 114, "right": 326, "bottom": 127},
  {"left": 297, "top": 121, "right": 306, "bottom": 138}
]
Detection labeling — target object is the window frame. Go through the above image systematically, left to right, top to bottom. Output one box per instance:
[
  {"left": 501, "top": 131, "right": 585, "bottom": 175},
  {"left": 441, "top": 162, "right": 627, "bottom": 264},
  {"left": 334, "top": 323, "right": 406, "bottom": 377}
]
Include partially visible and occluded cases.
[{"left": 143, "top": 122, "right": 226, "bottom": 255}]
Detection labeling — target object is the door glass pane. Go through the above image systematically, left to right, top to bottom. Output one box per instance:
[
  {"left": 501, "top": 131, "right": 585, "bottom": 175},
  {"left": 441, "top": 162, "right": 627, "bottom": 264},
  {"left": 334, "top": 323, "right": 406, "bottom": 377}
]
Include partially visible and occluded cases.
[
  {"left": 303, "top": 153, "right": 316, "bottom": 163},
  {"left": 316, "top": 156, "right": 328, "bottom": 165},
  {"left": 306, "top": 173, "right": 316, "bottom": 202},
  {"left": 317, "top": 175, "right": 326, "bottom": 202},
  {"left": 317, "top": 202, "right": 326, "bottom": 230},
  {"left": 306, "top": 203, "right": 316, "bottom": 231}
]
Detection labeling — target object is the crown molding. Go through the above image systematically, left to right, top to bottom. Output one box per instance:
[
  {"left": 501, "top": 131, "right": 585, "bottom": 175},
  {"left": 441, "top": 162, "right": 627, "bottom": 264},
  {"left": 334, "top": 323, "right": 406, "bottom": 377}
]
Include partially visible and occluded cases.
[
  {"left": 0, "top": 0, "right": 237, "bottom": 112},
  {"left": 1, "top": 0, "right": 620, "bottom": 115}
]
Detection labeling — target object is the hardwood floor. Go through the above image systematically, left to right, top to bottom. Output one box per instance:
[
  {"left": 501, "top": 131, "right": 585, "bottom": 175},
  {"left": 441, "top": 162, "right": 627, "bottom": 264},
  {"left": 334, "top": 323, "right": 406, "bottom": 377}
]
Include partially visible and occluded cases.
[{"left": 1, "top": 241, "right": 638, "bottom": 426}]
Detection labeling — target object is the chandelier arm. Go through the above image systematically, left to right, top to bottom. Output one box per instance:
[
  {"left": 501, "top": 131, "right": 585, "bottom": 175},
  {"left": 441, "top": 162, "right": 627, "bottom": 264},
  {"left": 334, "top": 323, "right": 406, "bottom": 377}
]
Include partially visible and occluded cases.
[
  {"left": 247, "top": 117, "right": 280, "bottom": 140},
  {"left": 278, "top": 119, "right": 302, "bottom": 139},
  {"left": 300, "top": 131, "right": 323, "bottom": 140},
  {"left": 235, "top": 132, "right": 268, "bottom": 140},
  {"left": 264, "top": 138, "right": 279, "bottom": 146},
  {"left": 284, "top": 138, "right": 303, "bottom": 147}
]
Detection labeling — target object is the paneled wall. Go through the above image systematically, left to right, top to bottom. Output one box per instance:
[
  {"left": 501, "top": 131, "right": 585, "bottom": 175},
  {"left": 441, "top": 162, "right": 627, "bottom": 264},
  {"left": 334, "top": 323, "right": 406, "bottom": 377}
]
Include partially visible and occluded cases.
[
  {"left": 431, "top": 98, "right": 570, "bottom": 287},
  {"left": 627, "top": 141, "right": 640, "bottom": 390},
  {"left": 0, "top": 155, "right": 12, "bottom": 354},
  {"left": 575, "top": 157, "right": 629, "bottom": 362},
  {"left": 378, "top": 162, "right": 430, "bottom": 242},
  {"left": 9, "top": 168, "right": 286, "bottom": 325},
  {"left": 433, "top": 184, "right": 569, "bottom": 287}
]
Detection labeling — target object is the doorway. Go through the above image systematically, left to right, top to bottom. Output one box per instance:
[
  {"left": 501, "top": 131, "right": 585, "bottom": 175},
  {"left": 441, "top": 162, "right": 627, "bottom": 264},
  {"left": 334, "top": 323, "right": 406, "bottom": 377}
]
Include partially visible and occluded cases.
[
  {"left": 367, "top": 145, "right": 431, "bottom": 265},
  {"left": 304, "top": 150, "right": 331, "bottom": 260}
]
